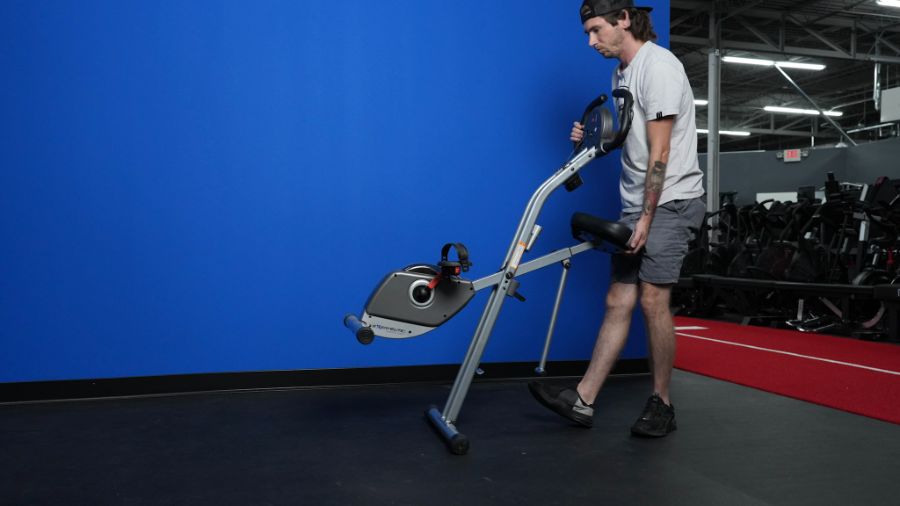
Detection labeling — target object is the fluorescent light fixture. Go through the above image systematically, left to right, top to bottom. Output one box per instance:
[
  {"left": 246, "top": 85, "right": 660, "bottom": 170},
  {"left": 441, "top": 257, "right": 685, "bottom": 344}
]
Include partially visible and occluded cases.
[
  {"left": 876, "top": 0, "right": 900, "bottom": 8},
  {"left": 723, "top": 55, "right": 825, "bottom": 71},
  {"left": 723, "top": 56, "right": 774, "bottom": 66},
  {"left": 776, "top": 61, "right": 826, "bottom": 71},
  {"left": 694, "top": 99, "right": 708, "bottom": 106},
  {"left": 764, "top": 105, "right": 843, "bottom": 117},
  {"left": 847, "top": 122, "right": 895, "bottom": 133},
  {"left": 697, "top": 129, "right": 751, "bottom": 137}
]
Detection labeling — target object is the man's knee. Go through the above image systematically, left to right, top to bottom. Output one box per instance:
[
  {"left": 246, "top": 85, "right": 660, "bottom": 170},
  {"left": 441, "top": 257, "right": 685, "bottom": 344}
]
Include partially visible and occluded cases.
[
  {"left": 605, "top": 283, "right": 638, "bottom": 315},
  {"left": 639, "top": 283, "right": 671, "bottom": 314}
]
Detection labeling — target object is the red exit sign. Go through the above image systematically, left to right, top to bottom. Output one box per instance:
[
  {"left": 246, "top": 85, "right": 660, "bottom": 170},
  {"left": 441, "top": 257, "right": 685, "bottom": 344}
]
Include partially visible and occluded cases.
[{"left": 783, "top": 148, "right": 802, "bottom": 162}]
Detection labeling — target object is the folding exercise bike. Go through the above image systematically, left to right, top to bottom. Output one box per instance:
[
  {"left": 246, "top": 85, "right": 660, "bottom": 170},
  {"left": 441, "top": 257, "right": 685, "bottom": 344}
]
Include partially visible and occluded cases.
[{"left": 344, "top": 89, "right": 635, "bottom": 454}]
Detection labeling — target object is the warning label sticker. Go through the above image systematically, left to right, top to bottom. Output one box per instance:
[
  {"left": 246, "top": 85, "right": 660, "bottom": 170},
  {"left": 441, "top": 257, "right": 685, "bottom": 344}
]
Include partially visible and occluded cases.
[{"left": 509, "top": 241, "right": 527, "bottom": 273}]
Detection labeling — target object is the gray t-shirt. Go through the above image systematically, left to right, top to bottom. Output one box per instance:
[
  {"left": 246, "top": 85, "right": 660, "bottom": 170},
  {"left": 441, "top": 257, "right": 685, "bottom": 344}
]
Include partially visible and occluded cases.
[{"left": 612, "top": 41, "right": 704, "bottom": 213}]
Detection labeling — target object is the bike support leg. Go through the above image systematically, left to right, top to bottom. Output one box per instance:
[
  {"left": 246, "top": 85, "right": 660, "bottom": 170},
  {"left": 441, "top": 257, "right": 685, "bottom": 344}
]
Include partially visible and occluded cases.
[
  {"left": 536, "top": 260, "right": 571, "bottom": 375},
  {"left": 426, "top": 281, "right": 510, "bottom": 455}
]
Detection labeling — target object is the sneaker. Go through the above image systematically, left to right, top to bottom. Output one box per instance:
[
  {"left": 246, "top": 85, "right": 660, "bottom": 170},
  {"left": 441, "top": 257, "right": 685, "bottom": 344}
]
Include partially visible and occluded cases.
[
  {"left": 528, "top": 381, "right": 594, "bottom": 428},
  {"left": 630, "top": 393, "right": 677, "bottom": 437}
]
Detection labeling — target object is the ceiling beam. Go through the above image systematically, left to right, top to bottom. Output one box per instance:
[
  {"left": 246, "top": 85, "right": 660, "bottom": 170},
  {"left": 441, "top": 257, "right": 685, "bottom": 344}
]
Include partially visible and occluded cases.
[
  {"left": 673, "top": 0, "right": 900, "bottom": 33},
  {"left": 719, "top": 0, "right": 768, "bottom": 23},
  {"left": 671, "top": 8, "right": 706, "bottom": 30},
  {"left": 735, "top": 15, "right": 780, "bottom": 50},
  {"left": 787, "top": 15, "right": 851, "bottom": 56},
  {"left": 671, "top": 35, "right": 900, "bottom": 63},
  {"left": 876, "top": 35, "right": 900, "bottom": 56},
  {"left": 698, "top": 126, "right": 840, "bottom": 137}
]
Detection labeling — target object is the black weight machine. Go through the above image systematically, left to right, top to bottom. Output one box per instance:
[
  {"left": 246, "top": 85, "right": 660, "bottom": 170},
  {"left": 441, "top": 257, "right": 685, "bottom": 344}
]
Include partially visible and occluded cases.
[{"left": 676, "top": 174, "right": 900, "bottom": 341}]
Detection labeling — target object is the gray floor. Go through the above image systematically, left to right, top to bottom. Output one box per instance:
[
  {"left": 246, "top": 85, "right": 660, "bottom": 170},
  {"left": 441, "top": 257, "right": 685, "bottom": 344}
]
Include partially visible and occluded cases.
[{"left": 1, "top": 370, "right": 898, "bottom": 505}]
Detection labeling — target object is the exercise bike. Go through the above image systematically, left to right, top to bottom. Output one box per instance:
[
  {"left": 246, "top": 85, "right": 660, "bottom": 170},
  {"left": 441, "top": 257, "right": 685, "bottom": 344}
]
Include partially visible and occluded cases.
[{"left": 343, "top": 89, "right": 635, "bottom": 455}]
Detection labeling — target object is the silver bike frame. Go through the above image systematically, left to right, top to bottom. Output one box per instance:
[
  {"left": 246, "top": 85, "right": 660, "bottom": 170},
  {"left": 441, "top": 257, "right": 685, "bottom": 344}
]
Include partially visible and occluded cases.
[{"left": 426, "top": 145, "right": 601, "bottom": 446}]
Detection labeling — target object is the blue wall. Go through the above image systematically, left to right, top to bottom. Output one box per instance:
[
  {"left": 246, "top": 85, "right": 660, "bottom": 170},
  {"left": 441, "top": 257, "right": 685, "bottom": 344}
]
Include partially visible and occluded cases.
[{"left": 0, "top": 1, "right": 669, "bottom": 382}]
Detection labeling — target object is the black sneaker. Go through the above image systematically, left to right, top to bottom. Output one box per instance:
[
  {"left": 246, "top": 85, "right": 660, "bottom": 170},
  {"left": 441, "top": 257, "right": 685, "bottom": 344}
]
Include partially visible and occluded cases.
[
  {"left": 528, "top": 381, "right": 594, "bottom": 428},
  {"left": 630, "top": 393, "right": 677, "bottom": 437}
]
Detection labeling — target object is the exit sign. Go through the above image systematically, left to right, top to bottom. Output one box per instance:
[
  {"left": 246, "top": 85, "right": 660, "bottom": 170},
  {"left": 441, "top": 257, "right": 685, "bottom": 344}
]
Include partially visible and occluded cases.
[{"left": 783, "top": 148, "right": 802, "bottom": 162}]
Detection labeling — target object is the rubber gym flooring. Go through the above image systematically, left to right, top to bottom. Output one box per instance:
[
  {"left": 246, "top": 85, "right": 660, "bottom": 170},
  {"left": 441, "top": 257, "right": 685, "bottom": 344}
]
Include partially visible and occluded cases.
[{"left": 2, "top": 369, "right": 898, "bottom": 506}]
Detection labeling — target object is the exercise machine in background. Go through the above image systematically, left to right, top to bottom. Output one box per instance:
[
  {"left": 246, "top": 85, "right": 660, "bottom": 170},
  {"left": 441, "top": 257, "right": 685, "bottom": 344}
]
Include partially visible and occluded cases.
[{"left": 675, "top": 174, "right": 900, "bottom": 341}]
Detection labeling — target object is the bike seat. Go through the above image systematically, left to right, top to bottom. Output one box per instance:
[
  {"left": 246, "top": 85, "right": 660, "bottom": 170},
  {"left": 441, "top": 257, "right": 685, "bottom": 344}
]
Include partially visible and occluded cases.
[{"left": 571, "top": 212, "right": 632, "bottom": 250}]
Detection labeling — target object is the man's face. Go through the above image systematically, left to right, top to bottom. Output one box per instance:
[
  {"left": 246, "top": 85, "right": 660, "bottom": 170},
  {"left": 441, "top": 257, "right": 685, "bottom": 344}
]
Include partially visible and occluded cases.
[{"left": 583, "top": 15, "right": 625, "bottom": 59}]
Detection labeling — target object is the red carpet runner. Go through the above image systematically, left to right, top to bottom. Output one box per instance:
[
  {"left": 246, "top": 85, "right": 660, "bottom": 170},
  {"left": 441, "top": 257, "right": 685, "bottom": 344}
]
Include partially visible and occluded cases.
[{"left": 673, "top": 316, "right": 900, "bottom": 424}]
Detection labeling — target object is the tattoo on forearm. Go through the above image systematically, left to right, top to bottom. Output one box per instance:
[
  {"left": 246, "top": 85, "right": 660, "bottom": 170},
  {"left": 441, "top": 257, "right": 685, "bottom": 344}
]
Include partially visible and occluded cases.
[{"left": 643, "top": 160, "right": 667, "bottom": 216}]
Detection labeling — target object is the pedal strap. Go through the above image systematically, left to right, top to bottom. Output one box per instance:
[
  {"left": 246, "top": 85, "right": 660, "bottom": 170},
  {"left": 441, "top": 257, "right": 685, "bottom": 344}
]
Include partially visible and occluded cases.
[{"left": 439, "top": 242, "right": 472, "bottom": 276}]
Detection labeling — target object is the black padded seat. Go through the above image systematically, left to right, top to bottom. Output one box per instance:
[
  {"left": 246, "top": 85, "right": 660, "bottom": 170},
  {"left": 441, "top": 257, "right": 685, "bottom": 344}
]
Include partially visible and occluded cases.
[{"left": 571, "top": 212, "right": 632, "bottom": 250}]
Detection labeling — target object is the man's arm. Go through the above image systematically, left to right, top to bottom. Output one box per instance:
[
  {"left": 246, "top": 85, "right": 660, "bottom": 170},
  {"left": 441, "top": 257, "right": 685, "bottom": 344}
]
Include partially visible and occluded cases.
[{"left": 627, "top": 116, "right": 674, "bottom": 253}]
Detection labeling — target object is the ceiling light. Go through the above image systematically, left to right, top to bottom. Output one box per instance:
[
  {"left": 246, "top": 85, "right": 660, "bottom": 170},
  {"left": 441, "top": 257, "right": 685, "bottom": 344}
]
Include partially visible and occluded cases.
[
  {"left": 876, "top": 0, "right": 900, "bottom": 8},
  {"left": 723, "top": 55, "right": 825, "bottom": 71},
  {"left": 723, "top": 56, "right": 774, "bottom": 66},
  {"left": 775, "top": 62, "right": 826, "bottom": 71},
  {"left": 694, "top": 99, "right": 708, "bottom": 106},
  {"left": 764, "top": 105, "right": 843, "bottom": 117},
  {"left": 697, "top": 129, "right": 751, "bottom": 137}
]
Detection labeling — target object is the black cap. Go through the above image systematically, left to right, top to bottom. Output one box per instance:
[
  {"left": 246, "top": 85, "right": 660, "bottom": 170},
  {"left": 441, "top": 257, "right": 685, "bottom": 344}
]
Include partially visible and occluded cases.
[{"left": 580, "top": 0, "right": 652, "bottom": 23}]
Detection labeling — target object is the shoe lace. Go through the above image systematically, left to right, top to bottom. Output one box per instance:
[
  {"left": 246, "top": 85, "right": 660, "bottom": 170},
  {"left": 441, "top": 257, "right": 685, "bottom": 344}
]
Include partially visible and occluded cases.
[{"left": 641, "top": 395, "right": 666, "bottom": 419}]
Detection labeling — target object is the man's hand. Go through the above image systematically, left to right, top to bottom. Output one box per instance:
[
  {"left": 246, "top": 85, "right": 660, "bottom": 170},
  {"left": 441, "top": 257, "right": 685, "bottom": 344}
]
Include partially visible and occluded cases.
[
  {"left": 570, "top": 121, "right": 585, "bottom": 143},
  {"left": 626, "top": 215, "right": 651, "bottom": 254}
]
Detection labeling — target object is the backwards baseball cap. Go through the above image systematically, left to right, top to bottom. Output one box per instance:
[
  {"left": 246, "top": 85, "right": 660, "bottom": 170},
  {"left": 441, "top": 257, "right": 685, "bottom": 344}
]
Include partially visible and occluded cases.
[{"left": 580, "top": 0, "right": 653, "bottom": 23}]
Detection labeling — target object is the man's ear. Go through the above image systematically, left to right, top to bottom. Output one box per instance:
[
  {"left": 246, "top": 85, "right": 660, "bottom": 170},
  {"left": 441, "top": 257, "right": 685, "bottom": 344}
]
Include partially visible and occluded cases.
[{"left": 620, "top": 9, "right": 632, "bottom": 29}]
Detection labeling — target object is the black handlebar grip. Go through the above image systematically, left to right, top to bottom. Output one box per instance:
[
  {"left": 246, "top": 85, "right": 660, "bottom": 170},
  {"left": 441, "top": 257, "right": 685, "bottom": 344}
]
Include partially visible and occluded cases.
[{"left": 601, "top": 88, "right": 634, "bottom": 153}]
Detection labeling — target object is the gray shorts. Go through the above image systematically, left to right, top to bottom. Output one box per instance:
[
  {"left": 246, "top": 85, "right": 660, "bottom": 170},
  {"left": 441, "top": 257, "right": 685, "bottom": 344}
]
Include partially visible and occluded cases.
[{"left": 611, "top": 196, "right": 706, "bottom": 285}]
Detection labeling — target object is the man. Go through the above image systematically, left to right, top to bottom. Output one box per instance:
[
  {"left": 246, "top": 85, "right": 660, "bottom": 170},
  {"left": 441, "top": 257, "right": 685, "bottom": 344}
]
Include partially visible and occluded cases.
[{"left": 529, "top": 0, "right": 706, "bottom": 437}]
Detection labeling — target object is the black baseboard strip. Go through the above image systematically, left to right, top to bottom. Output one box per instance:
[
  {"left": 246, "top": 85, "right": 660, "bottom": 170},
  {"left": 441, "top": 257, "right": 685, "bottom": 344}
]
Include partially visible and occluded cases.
[{"left": 0, "top": 359, "right": 648, "bottom": 404}]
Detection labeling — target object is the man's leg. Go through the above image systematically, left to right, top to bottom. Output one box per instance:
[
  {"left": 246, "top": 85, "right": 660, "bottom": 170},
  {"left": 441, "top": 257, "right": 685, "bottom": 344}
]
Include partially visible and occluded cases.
[
  {"left": 628, "top": 280, "right": 677, "bottom": 438},
  {"left": 527, "top": 281, "right": 637, "bottom": 428},
  {"left": 576, "top": 281, "right": 639, "bottom": 404},
  {"left": 639, "top": 281, "right": 675, "bottom": 404}
]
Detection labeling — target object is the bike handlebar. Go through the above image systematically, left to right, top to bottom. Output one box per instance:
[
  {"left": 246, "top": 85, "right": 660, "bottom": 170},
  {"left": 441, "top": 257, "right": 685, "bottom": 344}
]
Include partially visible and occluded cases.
[
  {"left": 572, "top": 88, "right": 634, "bottom": 155},
  {"left": 602, "top": 88, "right": 634, "bottom": 153}
]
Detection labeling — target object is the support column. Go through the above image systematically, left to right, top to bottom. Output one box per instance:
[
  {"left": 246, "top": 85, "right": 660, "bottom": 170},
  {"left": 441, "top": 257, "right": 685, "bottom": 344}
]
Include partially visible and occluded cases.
[{"left": 707, "top": 10, "right": 721, "bottom": 214}]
